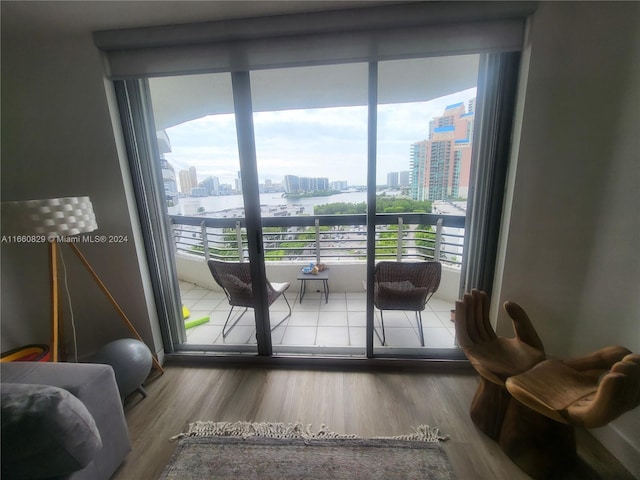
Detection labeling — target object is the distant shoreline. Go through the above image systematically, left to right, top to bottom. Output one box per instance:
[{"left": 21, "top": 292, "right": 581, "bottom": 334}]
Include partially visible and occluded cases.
[{"left": 282, "top": 190, "right": 340, "bottom": 199}]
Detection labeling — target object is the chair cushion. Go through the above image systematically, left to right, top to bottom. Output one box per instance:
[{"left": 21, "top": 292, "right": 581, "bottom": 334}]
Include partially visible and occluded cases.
[
  {"left": 223, "top": 274, "right": 252, "bottom": 294},
  {"left": 379, "top": 280, "right": 414, "bottom": 292},
  {"left": 375, "top": 281, "right": 429, "bottom": 310},
  {"left": 270, "top": 282, "right": 290, "bottom": 294},
  {"left": 1, "top": 383, "right": 102, "bottom": 479}
]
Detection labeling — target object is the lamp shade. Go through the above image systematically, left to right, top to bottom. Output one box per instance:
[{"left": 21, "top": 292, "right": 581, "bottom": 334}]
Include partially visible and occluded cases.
[{"left": 2, "top": 197, "right": 98, "bottom": 238}]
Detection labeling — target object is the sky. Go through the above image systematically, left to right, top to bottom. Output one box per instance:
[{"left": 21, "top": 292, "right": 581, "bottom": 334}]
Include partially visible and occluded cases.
[{"left": 163, "top": 87, "right": 476, "bottom": 188}]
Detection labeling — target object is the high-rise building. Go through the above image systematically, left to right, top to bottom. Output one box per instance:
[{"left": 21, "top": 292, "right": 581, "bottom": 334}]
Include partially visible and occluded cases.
[
  {"left": 467, "top": 98, "right": 476, "bottom": 115},
  {"left": 410, "top": 100, "right": 474, "bottom": 201},
  {"left": 409, "top": 141, "right": 428, "bottom": 201},
  {"left": 160, "top": 156, "right": 178, "bottom": 213},
  {"left": 179, "top": 166, "right": 199, "bottom": 195},
  {"left": 189, "top": 166, "right": 198, "bottom": 187},
  {"left": 179, "top": 170, "right": 193, "bottom": 195},
  {"left": 236, "top": 170, "right": 242, "bottom": 193},
  {"left": 387, "top": 171, "right": 399, "bottom": 187},
  {"left": 399, "top": 171, "right": 410, "bottom": 187},
  {"left": 284, "top": 175, "right": 329, "bottom": 193},
  {"left": 284, "top": 175, "right": 300, "bottom": 193},
  {"left": 199, "top": 176, "right": 220, "bottom": 196},
  {"left": 315, "top": 177, "right": 329, "bottom": 191},
  {"left": 330, "top": 180, "right": 348, "bottom": 191},
  {"left": 219, "top": 184, "right": 233, "bottom": 195},
  {"left": 190, "top": 187, "right": 207, "bottom": 197}
]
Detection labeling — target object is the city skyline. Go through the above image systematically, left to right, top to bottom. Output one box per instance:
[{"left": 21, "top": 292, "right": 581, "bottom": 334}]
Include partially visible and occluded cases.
[
  {"left": 163, "top": 87, "right": 476, "bottom": 187},
  {"left": 173, "top": 166, "right": 411, "bottom": 196}
]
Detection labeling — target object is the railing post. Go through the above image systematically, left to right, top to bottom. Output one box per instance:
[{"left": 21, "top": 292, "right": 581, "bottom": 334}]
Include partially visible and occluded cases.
[
  {"left": 169, "top": 217, "right": 178, "bottom": 253},
  {"left": 397, "top": 217, "right": 403, "bottom": 261},
  {"left": 315, "top": 218, "right": 321, "bottom": 265},
  {"left": 434, "top": 218, "right": 444, "bottom": 262},
  {"left": 200, "top": 221, "right": 210, "bottom": 261},
  {"left": 235, "top": 221, "right": 243, "bottom": 262}
]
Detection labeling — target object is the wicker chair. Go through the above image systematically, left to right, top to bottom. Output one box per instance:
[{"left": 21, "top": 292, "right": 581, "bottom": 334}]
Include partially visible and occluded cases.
[
  {"left": 207, "top": 260, "right": 292, "bottom": 338},
  {"left": 373, "top": 261, "right": 442, "bottom": 346}
]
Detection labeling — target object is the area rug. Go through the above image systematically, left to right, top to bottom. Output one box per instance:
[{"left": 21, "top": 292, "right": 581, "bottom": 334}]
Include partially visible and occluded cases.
[{"left": 160, "top": 421, "right": 455, "bottom": 480}]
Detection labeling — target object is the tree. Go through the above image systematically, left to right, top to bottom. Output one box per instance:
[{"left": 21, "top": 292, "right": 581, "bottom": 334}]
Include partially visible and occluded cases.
[{"left": 314, "top": 198, "right": 431, "bottom": 215}]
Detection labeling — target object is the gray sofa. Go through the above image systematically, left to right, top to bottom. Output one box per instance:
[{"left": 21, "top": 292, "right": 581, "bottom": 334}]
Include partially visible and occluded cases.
[{"left": 1, "top": 362, "right": 131, "bottom": 480}]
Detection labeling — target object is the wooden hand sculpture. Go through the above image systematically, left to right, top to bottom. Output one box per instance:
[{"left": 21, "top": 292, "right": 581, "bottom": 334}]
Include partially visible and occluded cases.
[
  {"left": 454, "top": 289, "right": 545, "bottom": 385},
  {"left": 455, "top": 289, "right": 640, "bottom": 479},
  {"left": 507, "top": 346, "right": 640, "bottom": 428},
  {"left": 569, "top": 351, "right": 640, "bottom": 427}
]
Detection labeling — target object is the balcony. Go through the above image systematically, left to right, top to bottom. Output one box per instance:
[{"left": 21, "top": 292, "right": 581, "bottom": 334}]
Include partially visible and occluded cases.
[{"left": 171, "top": 212, "right": 463, "bottom": 356}]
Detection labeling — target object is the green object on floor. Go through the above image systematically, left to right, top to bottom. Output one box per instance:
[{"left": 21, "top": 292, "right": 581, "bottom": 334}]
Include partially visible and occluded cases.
[{"left": 185, "top": 316, "right": 209, "bottom": 329}]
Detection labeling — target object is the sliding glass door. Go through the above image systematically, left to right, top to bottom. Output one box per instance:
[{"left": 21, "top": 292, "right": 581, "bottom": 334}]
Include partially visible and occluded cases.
[
  {"left": 116, "top": 53, "right": 518, "bottom": 360},
  {"left": 372, "top": 55, "right": 479, "bottom": 356},
  {"left": 250, "top": 63, "right": 369, "bottom": 355},
  {"left": 146, "top": 72, "right": 271, "bottom": 353}
]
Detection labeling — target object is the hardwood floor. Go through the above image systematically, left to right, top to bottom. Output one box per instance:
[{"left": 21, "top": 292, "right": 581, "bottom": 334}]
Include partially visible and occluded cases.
[{"left": 112, "top": 362, "right": 634, "bottom": 480}]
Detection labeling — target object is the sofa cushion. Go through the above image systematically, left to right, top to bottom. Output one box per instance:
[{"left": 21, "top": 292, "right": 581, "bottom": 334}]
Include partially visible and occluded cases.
[{"left": 1, "top": 383, "right": 102, "bottom": 479}]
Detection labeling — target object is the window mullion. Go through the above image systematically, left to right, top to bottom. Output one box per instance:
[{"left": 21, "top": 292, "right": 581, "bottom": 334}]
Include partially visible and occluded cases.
[
  {"left": 366, "top": 61, "right": 378, "bottom": 359},
  {"left": 231, "top": 71, "right": 272, "bottom": 356}
]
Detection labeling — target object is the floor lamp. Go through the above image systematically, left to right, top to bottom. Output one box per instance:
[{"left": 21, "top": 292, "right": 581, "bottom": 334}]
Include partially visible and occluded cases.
[{"left": 2, "top": 196, "right": 163, "bottom": 373}]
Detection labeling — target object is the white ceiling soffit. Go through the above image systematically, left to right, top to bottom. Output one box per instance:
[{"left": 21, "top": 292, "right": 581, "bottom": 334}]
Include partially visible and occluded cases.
[
  {"left": 1, "top": 1, "right": 387, "bottom": 36},
  {"left": 149, "top": 55, "right": 479, "bottom": 130}
]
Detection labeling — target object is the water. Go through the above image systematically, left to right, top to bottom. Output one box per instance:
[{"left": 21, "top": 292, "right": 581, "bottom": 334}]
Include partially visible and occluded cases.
[{"left": 177, "top": 191, "right": 372, "bottom": 217}]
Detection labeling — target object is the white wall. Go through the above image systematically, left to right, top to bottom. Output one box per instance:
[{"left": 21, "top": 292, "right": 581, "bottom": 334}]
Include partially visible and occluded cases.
[
  {"left": 494, "top": 3, "right": 640, "bottom": 475},
  {"left": 0, "top": 28, "right": 163, "bottom": 360}
]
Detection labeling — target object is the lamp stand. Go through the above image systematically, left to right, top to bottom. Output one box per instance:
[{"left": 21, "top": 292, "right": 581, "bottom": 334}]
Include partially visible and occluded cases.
[
  {"left": 49, "top": 240, "right": 60, "bottom": 362},
  {"left": 51, "top": 242, "right": 164, "bottom": 374}
]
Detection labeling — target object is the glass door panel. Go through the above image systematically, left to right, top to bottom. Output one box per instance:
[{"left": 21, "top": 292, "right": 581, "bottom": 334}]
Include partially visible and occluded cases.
[
  {"left": 373, "top": 55, "right": 479, "bottom": 356},
  {"left": 250, "top": 63, "right": 369, "bottom": 356},
  {"left": 148, "top": 72, "right": 259, "bottom": 352}
]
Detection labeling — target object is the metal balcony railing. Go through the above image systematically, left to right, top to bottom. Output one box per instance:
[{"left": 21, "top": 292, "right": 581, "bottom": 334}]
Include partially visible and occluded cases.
[{"left": 169, "top": 213, "right": 465, "bottom": 267}]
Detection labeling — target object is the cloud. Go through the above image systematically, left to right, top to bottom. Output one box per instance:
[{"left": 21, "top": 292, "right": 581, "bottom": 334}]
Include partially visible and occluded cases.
[{"left": 163, "top": 87, "right": 476, "bottom": 185}]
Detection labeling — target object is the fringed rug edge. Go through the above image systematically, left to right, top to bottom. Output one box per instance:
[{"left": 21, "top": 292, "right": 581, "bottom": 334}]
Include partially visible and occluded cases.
[{"left": 170, "top": 421, "right": 449, "bottom": 443}]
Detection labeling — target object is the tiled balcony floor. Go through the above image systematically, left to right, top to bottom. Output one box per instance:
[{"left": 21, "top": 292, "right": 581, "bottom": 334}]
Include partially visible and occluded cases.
[{"left": 179, "top": 281, "right": 459, "bottom": 355}]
